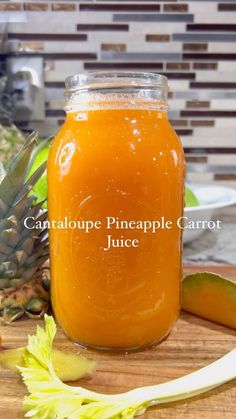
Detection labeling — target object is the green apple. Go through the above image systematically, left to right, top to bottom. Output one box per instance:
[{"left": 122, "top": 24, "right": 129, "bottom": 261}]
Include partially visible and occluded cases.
[
  {"left": 27, "top": 142, "right": 50, "bottom": 208},
  {"left": 185, "top": 187, "right": 199, "bottom": 207}
]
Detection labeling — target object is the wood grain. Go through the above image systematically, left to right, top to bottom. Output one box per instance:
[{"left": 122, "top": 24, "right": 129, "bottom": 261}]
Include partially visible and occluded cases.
[{"left": 1, "top": 265, "right": 236, "bottom": 419}]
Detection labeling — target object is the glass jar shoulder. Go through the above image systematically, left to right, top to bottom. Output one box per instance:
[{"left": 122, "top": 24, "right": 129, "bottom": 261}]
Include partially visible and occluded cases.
[{"left": 48, "top": 109, "right": 184, "bottom": 168}]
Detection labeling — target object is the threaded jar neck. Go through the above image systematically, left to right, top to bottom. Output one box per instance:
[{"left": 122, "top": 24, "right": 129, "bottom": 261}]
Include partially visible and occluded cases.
[{"left": 64, "top": 71, "right": 169, "bottom": 112}]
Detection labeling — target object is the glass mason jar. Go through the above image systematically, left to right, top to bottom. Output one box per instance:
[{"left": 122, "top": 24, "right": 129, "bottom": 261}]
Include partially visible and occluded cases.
[{"left": 48, "top": 72, "right": 185, "bottom": 350}]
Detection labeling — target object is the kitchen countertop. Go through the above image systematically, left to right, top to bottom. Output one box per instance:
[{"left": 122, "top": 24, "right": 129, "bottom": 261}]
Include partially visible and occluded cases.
[{"left": 183, "top": 206, "right": 236, "bottom": 266}]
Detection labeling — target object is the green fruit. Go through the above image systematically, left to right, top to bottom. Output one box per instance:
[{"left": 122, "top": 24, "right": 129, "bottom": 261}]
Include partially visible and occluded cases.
[
  {"left": 27, "top": 141, "right": 50, "bottom": 208},
  {"left": 185, "top": 187, "right": 199, "bottom": 207}
]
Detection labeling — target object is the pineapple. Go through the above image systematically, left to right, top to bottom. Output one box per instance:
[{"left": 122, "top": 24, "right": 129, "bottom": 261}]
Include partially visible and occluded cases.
[
  {"left": 0, "top": 75, "right": 25, "bottom": 163},
  {"left": 0, "top": 124, "right": 25, "bottom": 163},
  {"left": 0, "top": 133, "right": 50, "bottom": 323}
]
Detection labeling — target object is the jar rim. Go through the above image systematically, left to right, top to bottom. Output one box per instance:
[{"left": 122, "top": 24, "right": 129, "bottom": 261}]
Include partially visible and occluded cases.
[{"left": 65, "top": 71, "right": 168, "bottom": 93}]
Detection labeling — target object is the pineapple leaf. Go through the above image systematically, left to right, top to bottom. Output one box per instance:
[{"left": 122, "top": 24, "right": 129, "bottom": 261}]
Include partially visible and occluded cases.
[
  {"left": 0, "top": 132, "right": 50, "bottom": 322},
  {"left": 0, "top": 133, "right": 37, "bottom": 212},
  {"left": 27, "top": 136, "right": 52, "bottom": 174},
  {"left": 14, "top": 162, "right": 46, "bottom": 206}
]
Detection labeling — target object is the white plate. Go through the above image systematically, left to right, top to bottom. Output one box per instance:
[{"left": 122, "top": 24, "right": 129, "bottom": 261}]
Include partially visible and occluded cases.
[{"left": 183, "top": 184, "right": 236, "bottom": 244}]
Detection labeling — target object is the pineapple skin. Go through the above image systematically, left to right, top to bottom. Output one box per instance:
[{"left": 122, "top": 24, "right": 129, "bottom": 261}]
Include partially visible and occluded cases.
[
  {"left": 0, "top": 124, "right": 25, "bottom": 163},
  {"left": 0, "top": 133, "right": 50, "bottom": 323}
]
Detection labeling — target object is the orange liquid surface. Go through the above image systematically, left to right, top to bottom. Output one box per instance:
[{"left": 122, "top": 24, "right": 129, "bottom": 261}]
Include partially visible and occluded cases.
[{"left": 48, "top": 108, "right": 185, "bottom": 349}]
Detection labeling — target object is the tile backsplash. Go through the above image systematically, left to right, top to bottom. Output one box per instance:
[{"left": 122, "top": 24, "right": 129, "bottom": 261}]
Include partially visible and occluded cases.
[{"left": 0, "top": 0, "right": 236, "bottom": 185}]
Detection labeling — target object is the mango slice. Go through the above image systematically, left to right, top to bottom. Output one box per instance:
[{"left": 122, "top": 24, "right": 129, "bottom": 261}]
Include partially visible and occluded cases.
[
  {"left": 182, "top": 272, "right": 236, "bottom": 329},
  {"left": 0, "top": 347, "right": 96, "bottom": 381}
]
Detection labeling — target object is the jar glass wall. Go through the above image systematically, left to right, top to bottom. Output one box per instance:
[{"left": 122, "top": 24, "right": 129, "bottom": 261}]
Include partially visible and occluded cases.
[{"left": 48, "top": 72, "right": 185, "bottom": 350}]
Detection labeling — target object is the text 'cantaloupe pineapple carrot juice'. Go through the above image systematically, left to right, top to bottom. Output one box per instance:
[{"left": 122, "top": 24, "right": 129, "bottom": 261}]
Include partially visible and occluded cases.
[{"left": 48, "top": 72, "right": 185, "bottom": 350}]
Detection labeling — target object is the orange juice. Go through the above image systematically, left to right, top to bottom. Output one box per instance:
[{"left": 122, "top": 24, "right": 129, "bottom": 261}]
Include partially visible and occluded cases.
[{"left": 48, "top": 73, "right": 185, "bottom": 349}]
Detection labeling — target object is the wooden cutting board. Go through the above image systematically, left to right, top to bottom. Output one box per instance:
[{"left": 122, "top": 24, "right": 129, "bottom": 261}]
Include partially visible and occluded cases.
[{"left": 1, "top": 265, "right": 236, "bottom": 419}]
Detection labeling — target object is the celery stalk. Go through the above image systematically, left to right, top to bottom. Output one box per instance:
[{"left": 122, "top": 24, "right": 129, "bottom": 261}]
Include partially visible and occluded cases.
[{"left": 19, "top": 315, "right": 236, "bottom": 419}]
